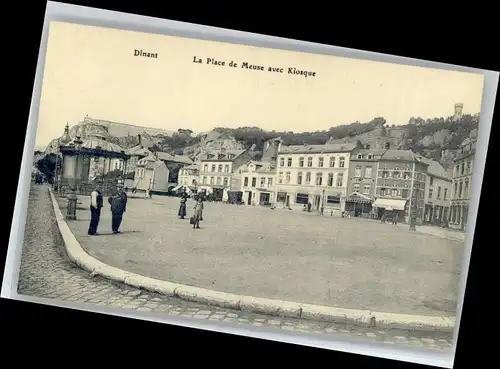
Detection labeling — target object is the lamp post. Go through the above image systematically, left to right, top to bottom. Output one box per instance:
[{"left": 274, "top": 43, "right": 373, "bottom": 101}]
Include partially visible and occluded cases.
[
  {"left": 66, "top": 136, "right": 83, "bottom": 221},
  {"left": 409, "top": 185, "right": 418, "bottom": 231},
  {"left": 320, "top": 188, "right": 325, "bottom": 215}
]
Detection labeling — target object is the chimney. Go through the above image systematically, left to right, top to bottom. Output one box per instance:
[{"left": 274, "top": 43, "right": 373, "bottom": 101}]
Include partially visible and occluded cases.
[{"left": 137, "top": 134, "right": 142, "bottom": 145}]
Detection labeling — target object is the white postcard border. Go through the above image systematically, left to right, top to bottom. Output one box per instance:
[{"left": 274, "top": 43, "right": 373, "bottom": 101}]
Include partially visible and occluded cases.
[{"left": 2, "top": 2, "right": 498, "bottom": 368}]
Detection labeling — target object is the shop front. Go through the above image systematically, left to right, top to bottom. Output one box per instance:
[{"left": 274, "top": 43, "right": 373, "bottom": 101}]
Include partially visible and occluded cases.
[{"left": 344, "top": 192, "right": 374, "bottom": 218}]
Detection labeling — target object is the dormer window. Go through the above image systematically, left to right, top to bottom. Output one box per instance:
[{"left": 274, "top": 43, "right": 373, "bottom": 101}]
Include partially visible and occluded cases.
[
  {"left": 357, "top": 154, "right": 362, "bottom": 159},
  {"left": 367, "top": 154, "right": 373, "bottom": 160}
]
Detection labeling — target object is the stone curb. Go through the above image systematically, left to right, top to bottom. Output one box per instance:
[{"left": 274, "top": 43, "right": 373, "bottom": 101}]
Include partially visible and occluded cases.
[{"left": 48, "top": 188, "right": 456, "bottom": 333}]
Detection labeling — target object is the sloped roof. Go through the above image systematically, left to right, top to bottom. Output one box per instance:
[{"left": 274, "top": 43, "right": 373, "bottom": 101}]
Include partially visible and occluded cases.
[
  {"left": 79, "top": 135, "right": 124, "bottom": 153},
  {"left": 278, "top": 142, "right": 358, "bottom": 154},
  {"left": 127, "top": 145, "right": 153, "bottom": 157},
  {"left": 201, "top": 149, "right": 246, "bottom": 161},
  {"left": 380, "top": 150, "right": 421, "bottom": 162},
  {"left": 155, "top": 151, "right": 193, "bottom": 164},
  {"left": 418, "top": 156, "right": 450, "bottom": 179},
  {"left": 145, "top": 161, "right": 165, "bottom": 170},
  {"left": 182, "top": 163, "right": 200, "bottom": 171}
]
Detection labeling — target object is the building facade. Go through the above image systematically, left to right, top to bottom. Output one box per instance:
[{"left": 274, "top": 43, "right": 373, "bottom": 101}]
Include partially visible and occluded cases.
[
  {"left": 449, "top": 130, "right": 477, "bottom": 231},
  {"left": 274, "top": 142, "right": 358, "bottom": 214},
  {"left": 125, "top": 145, "right": 153, "bottom": 173},
  {"left": 199, "top": 149, "right": 253, "bottom": 200},
  {"left": 345, "top": 149, "right": 387, "bottom": 217},
  {"left": 373, "top": 150, "right": 428, "bottom": 223},
  {"left": 133, "top": 155, "right": 170, "bottom": 193},
  {"left": 420, "top": 157, "right": 452, "bottom": 225},
  {"left": 240, "top": 161, "right": 276, "bottom": 206},
  {"left": 178, "top": 163, "right": 200, "bottom": 189}
]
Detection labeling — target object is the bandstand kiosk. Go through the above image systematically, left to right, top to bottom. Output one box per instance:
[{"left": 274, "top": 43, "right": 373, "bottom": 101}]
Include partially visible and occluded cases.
[{"left": 56, "top": 123, "right": 130, "bottom": 196}]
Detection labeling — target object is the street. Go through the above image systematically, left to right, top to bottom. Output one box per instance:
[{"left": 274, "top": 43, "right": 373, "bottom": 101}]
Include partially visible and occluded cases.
[
  {"left": 17, "top": 185, "right": 454, "bottom": 350},
  {"left": 60, "top": 192, "right": 463, "bottom": 317}
]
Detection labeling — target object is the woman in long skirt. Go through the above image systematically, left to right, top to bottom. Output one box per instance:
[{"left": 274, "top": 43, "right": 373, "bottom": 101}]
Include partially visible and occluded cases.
[
  {"left": 178, "top": 193, "right": 187, "bottom": 219},
  {"left": 192, "top": 197, "right": 204, "bottom": 229}
]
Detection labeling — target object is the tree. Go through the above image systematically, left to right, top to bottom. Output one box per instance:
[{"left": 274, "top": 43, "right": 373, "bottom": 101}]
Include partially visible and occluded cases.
[{"left": 35, "top": 154, "right": 58, "bottom": 183}]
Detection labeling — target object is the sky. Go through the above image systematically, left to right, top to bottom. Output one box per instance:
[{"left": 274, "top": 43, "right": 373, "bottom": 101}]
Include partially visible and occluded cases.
[{"left": 34, "top": 22, "right": 485, "bottom": 149}]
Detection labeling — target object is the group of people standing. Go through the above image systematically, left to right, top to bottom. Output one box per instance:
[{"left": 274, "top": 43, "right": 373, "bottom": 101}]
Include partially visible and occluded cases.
[
  {"left": 88, "top": 183, "right": 128, "bottom": 236},
  {"left": 178, "top": 192, "right": 204, "bottom": 229}
]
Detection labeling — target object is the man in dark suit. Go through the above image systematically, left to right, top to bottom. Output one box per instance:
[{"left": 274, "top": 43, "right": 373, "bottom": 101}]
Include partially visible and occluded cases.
[
  {"left": 88, "top": 183, "right": 103, "bottom": 235},
  {"left": 108, "top": 183, "right": 128, "bottom": 234}
]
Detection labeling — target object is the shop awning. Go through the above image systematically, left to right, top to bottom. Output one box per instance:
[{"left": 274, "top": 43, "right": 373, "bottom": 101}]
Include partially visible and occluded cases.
[
  {"left": 346, "top": 192, "right": 373, "bottom": 204},
  {"left": 373, "top": 198, "right": 407, "bottom": 211}
]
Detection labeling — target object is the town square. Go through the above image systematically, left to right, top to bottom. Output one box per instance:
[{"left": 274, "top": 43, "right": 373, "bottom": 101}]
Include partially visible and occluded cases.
[{"left": 14, "top": 23, "right": 487, "bottom": 353}]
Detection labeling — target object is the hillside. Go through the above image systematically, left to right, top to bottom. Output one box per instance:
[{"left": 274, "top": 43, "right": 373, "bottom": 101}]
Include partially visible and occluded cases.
[
  {"left": 42, "top": 114, "right": 480, "bottom": 168},
  {"left": 77, "top": 116, "right": 178, "bottom": 140}
]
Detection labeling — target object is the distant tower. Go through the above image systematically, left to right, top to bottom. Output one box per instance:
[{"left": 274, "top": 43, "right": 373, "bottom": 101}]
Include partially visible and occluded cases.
[{"left": 453, "top": 103, "right": 464, "bottom": 121}]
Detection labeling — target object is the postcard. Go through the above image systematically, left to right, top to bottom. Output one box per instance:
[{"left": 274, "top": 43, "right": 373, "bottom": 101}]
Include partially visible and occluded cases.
[{"left": 3, "top": 3, "right": 498, "bottom": 368}]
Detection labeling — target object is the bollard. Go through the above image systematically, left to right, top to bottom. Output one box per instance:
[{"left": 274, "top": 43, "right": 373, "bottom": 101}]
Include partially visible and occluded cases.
[{"left": 66, "top": 190, "right": 78, "bottom": 221}]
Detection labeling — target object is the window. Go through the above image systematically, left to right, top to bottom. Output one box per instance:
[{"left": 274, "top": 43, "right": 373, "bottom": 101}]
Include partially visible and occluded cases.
[
  {"left": 356, "top": 154, "right": 362, "bottom": 159},
  {"left": 367, "top": 154, "right": 373, "bottom": 160},
  {"left": 280, "top": 157, "right": 285, "bottom": 166},
  {"left": 299, "top": 157, "right": 304, "bottom": 167},
  {"left": 307, "top": 157, "right": 313, "bottom": 167},
  {"left": 318, "top": 157, "right": 324, "bottom": 167},
  {"left": 329, "top": 157, "right": 335, "bottom": 167},
  {"left": 339, "top": 157, "right": 345, "bottom": 168},
  {"left": 287, "top": 158, "right": 292, "bottom": 167},
  {"left": 466, "top": 161, "right": 471, "bottom": 173},
  {"left": 114, "top": 162, "right": 118, "bottom": 170},
  {"left": 460, "top": 163, "right": 464, "bottom": 175},
  {"left": 203, "top": 164, "right": 208, "bottom": 172},
  {"left": 218, "top": 164, "right": 223, "bottom": 172},
  {"left": 211, "top": 165, "right": 216, "bottom": 172},
  {"left": 224, "top": 165, "right": 230, "bottom": 173},
  {"left": 455, "top": 165, "right": 459, "bottom": 176},
  {"left": 355, "top": 166, "right": 362, "bottom": 177},
  {"left": 365, "top": 166, "right": 372, "bottom": 178},
  {"left": 382, "top": 171, "right": 389, "bottom": 178},
  {"left": 393, "top": 171, "right": 400, "bottom": 179},
  {"left": 278, "top": 172, "right": 283, "bottom": 184},
  {"left": 285, "top": 172, "right": 291, "bottom": 184},
  {"left": 297, "top": 172, "right": 303, "bottom": 185},
  {"left": 305, "top": 172, "right": 311, "bottom": 184},
  {"left": 316, "top": 172, "right": 323, "bottom": 185},
  {"left": 403, "top": 172, "right": 411, "bottom": 180},
  {"left": 327, "top": 173, "right": 334, "bottom": 186},
  {"left": 336, "top": 173, "right": 344, "bottom": 187},
  {"left": 202, "top": 176, "right": 207, "bottom": 184},
  {"left": 210, "top": 177, "right": 215, "bottom": 185},
  {"left": 216, "top": 177, "right": 222, "bottom": 185},
  {"left": 223, "top": 177, "right": 229, "bottom": 186},
  {"left": 244, "top": 177, "right": 249, "bottom": 187},
  {"left": 251, "top": 177, "right": 257, "bottom": 187},
  {"left": 260, "top": 177, "right": 265, "bottom": 187},
  {"left": 267, "top": 177, "right": 273, "bottom": 187},
  {"left": 430, "top": 177, "right": 434, "bottom": 186},
  {"left": 464, "top": 180, "right": 469, "bottom": 198},
  {"left": 454, "top": 182, "right": 458, "bottom": 197},
  {"left": 458, "top": 182, "right": 463, "bottom": 198},
  {"left": 354, "top": 183, "right": 360, "bottom": 192},
  {"left": 363, "top": 184, "right": 370, "bottom": 194},
  {"left": 437, "top": 186, "right": 441, "bottom": 199},
  {"left": 380, "top": 188, "right": 386, "bottom": 196},
  {"left": 429, "top": 188, "right": 433, "bottom": 198},
  {"left": 444, "top": 188, "right": 448, "bottom": 200},
  {"left": 391, "top": 189, "right": 398, "bottom": 197},
  {"left": 402, "top": 189, "right": 409, "bottom": 198},
  {"left": 296, "top": 193, "right": 309, "bottom": 205},
  {"left": 326, "top": 196, "right": 340, "bottom": 204}
]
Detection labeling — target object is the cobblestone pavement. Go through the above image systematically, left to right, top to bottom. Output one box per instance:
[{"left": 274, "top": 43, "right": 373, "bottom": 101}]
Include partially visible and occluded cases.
[
  {"left": 16, "top": 185, "right": 454, "bottom": 351},
  {"left": 60, "top": 193, "right": 462, "bottom": 316}
]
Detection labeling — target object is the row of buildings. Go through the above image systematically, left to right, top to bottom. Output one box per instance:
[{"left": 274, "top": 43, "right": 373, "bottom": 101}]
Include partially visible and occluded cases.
[{"left": 49, "top": 118, "right": 476, "bottom": 231}]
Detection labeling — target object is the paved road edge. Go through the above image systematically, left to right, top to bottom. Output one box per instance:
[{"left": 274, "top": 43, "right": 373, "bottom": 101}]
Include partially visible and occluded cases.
[{"left": 49, "top": 188, "right": 456, "bottom": 333}]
